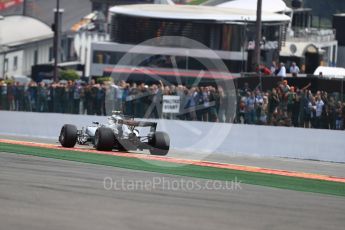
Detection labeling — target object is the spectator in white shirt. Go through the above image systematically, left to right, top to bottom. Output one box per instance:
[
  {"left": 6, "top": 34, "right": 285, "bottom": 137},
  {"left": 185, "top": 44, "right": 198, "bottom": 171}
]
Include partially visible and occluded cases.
[
  {"left": 277, "top": 62, "right": 286, "bottom": 77},
  {"left": 289, "top": 62, "right": 300, "bottom": 77}
]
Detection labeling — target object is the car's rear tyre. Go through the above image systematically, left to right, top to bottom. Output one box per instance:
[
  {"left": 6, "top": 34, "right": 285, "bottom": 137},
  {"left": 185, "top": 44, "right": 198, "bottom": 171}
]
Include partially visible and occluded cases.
[
  {"left": 59, "top": 124, "right": 78, "bottom": 148},
  {"left": 94, "top": 127, "right": 114, "bottom": 151},
  {"left": 149, "top": 131, "right": 170, "bottom": 156}
]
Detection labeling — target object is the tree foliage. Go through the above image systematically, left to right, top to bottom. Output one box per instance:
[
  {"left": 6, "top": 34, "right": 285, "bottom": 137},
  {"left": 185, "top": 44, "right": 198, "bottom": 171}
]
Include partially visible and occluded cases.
[
  {"left": 60, "top": 69, "right": 80, "bottom": 81},
  {"left": 97, "top": 77, "right": 112, "bottom": 84}
]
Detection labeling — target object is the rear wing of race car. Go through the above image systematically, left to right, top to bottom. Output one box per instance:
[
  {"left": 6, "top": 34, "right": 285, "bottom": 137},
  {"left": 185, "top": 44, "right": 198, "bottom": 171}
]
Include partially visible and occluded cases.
[
  {"left": 112, "top": 111, "right": 158, "bottom": 132},
  {"left": 119, "top": 120, "right": 158, "bottom": 132}
]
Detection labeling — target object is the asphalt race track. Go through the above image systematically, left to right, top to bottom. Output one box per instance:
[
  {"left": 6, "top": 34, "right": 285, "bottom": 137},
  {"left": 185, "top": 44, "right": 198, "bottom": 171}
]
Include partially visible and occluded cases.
[
  {"left": 1, "top": 135, "right": 345, "bottom": 229},
  {"left": 0, "top": 152, "right": 345, "bottom": 230}
]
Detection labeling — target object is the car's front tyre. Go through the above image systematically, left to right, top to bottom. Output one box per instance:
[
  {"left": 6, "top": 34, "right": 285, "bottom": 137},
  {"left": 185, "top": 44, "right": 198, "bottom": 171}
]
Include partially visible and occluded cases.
[
  {"left": 59, "top": 124, "right": 78, "bottom": 148},
  {"left": 94, "top": 127, "right": 115, "bottom": 151}
]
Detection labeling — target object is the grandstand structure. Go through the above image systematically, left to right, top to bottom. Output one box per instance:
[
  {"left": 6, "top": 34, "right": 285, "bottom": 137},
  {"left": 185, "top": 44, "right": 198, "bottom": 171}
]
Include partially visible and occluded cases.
[
  {"left": 209, "top": 0, "right": 340, "bottom": 74},
  {"left": 90, "top": 4, "right": 290, "bottom": 80}
]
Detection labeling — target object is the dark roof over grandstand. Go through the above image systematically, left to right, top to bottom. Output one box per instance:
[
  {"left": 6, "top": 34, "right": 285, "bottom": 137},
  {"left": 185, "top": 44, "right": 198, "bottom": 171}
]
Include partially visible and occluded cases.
[{"left": 0, "top": 0, "right": 91, "bottom": 32}]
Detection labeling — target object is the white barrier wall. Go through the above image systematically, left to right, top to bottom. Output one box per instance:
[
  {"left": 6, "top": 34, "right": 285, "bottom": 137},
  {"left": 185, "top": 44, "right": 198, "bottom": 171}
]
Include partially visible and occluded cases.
[{"left": 0, "top": 111, "right": 345, "bottom": 163}]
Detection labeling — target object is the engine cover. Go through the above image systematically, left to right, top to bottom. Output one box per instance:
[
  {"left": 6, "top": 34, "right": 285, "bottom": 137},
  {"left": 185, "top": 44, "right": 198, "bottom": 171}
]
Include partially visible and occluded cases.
[{"left": 86, "top": 126, "right": 98, "bottom": 137}]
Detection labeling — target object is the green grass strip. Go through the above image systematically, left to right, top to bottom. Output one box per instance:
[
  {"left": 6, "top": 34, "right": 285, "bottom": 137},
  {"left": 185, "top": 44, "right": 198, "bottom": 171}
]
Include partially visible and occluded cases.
[
  {"left": 187, "top": 0, "right": 208, "bottom": 5},
  {"left": 0, "top": 142, "right": 344, "bottom": 197}
]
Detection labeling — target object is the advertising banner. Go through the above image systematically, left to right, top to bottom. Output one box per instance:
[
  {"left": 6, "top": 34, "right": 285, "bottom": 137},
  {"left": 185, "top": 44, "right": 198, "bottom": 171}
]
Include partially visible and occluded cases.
[{"left": 162, "top": 95, "right": 180, "bottom": 114}]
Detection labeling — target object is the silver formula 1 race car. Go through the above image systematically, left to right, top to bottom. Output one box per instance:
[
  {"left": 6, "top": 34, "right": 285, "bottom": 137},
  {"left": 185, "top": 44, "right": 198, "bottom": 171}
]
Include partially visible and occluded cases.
[{"left": 59, "top": 112, "right": 170, "bottom": 155}]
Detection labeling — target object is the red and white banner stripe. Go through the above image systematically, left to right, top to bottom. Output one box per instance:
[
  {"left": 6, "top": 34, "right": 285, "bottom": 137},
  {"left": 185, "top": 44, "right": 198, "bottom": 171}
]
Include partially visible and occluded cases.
[{"left": 0, "top": 0, "right": 23, "bottom": 11}]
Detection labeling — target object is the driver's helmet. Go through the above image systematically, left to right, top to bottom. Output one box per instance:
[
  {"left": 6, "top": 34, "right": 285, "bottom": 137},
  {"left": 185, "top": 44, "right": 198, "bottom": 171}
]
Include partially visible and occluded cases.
[
  {"left": 112, "top": 111, "right": 122, "bottom": 116},
  {"left": 110, "top": 114, "right": 123, "bottom": 123}
]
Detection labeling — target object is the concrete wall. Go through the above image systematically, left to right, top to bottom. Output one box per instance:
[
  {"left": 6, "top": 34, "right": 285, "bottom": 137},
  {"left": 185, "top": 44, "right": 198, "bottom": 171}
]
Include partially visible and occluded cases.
[{"left": 0, "top": 111, "right": 344, "bottom": 163}]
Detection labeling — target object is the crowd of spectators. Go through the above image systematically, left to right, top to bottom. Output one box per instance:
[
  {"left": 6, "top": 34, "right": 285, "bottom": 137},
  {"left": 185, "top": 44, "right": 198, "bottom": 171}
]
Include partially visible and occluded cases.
[
  {"left": 258, "top": 61, "right": 300, "bottom": 77},
  {"left": 1, "top": 78, "right": 344, "bottom": 130},
  {"left": 0, "top": 79, "right": 230, "bottom": 122},
  {"left": 238, "top": 81, "right": 345, "bottom": 130}
]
